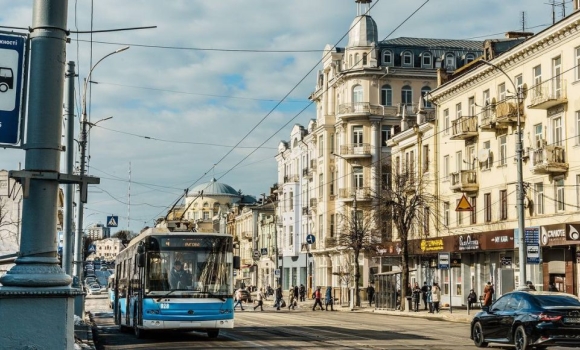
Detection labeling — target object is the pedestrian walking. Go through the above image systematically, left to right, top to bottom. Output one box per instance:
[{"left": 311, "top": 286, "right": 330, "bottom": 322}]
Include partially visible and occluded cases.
[
  {"left": 421, "top": 282, "right": 429, "bottom": 310},
  {"left": 483, "top": 282, "right": 494, "bottom": 307},
  {"left": 412, "top": 283, "right": 421, "bottom": 312},
  {"left": 431, "top": 283, "right": 441, "bottom": 313},
  {"left": 299, "top": 284, "right": 306, "bottom": 302},
  {"left": 366, "top": 284, "right": 375, "bottom": 306},
  {"left": 275, "top": 285, "right": 283, "bottom": 311},
  {"left": 288, "top": 285, "right": 298, "bottom": 310},
  {"left": 293, "top": 285, "right": 299, "bottom": 308},
  {"left": 426, "top": 285, "right": 433, "bottom": 313},
  {"left": 312, "top": 286, "right": 324, "bottom": 311},
  {"left": 325, "top": 286, "right": 334, "bottom": 311},
  {"left": 234, "top": 288, "right": 245, "bottom": 311},
  {"left": 254, "top": 288, "right": 265, "bottom": 311},
  {"left": 467, "top": 289, "right": 477, "bottom": 310}
]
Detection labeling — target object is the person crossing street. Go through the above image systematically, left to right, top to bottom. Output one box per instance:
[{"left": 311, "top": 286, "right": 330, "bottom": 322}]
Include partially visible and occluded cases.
[{"left": 312, "top": 286, "right": 324, "bottom": 311}]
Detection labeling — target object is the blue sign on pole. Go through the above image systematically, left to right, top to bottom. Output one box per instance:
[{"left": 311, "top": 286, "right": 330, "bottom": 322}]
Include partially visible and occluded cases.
[
  {"left": 0, "top": 33, "right": 26, "bottom": 145},
  {"left": 106, "top": 215, "right": 119, "bottom": 227},
  {"left": 525, "top": 227, "right": 540, "bottom": 264},
  {"left": 306, "top": 234, "right": 316, "bottom": 244},
  {"left": 438, "top": 252, "right": 450, "bottom": 269}
]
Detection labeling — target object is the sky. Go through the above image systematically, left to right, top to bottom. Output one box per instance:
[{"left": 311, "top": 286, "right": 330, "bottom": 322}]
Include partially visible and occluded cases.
[{"left": 0, "top": 0, "right": 571, "bottom": 235}]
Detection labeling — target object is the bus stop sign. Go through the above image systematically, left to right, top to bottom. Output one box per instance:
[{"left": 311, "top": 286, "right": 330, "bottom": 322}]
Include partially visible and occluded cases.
[{"left": 0, "top": 33, "right": 26, "bottom": 145}]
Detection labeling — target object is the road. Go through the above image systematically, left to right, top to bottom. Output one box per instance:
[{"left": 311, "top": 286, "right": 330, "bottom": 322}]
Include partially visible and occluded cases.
[{"left": 85, "top": 294, "right": 574, "bottom": 350}]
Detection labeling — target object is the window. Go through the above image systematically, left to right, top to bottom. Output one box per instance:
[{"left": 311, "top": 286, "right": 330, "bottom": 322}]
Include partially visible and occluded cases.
[
  {"left": 576, "top": 47, "right": 580, "bottom": 81},
  {"left": 383, "top": 50, "right": 393, "bottom": 66},
  {"left": 402, "top": 51, "right": 413, "bottom": 66},
  {"left": 422, "top": 52, "right": 432, "bottom": 67},
  {"left": 355, "top": 53, "right": 360, "bottom": 67},
  {"left": 362, "top": 53, "right": 367, "bottom": 65},
  {"left": 445, "top": 53, "right": 455, "bottom": 69},
  {"left": 465, "top": 53, "right": 475, "bottom": 64},
  {"left": 349, "top": 54, "right": 353, "bottom": 68},
  {"left": 553, "top": 56, "right": 562, "bottom": 98},
  {"left": 533, "top": 65, "right": 542, "bottom": 98},
  {"left": 515, "top": 74, "right": 523, "bottom": 96},
  {"left": 498, "top": 83, "right": 506, "bottom": 102},
  {"left": 353, "top": 85, "right": 363, "bottom": 104},
  {"left": 381, "top": 85, "right": 392, "bottom": 106},
  {"left": 401, "top": 85, "right": 412, "bottom": 105},
  {"left": 421, "top": 86, "right": 431, "bottom": 107},
  {"left": 483, "top": 89, "right": 490, "bottom": 106},
  {"left": 468, "top": 96, "right": 475, "bottom": 116},
  {"left": 456, "top": 103, "right": 462, "bottom": 119},
  {"left": 444, "top": 108, "right": 450, "bottom": 135},
  {"left": 576, "top": 111, "right": 580, "bottom": 145},
  {"left": 552, "top": 117, "right": 563, "bottom": 147},
  {"left": 534, "top": 124, "right": 544, "bottom": 148},
  {"left": 381, "top": 125, "right": 391, "bottom": 146},
  {"left": 353, "top": 126, "right": 363, "bottom": 145},
  {"left": 330, "top": 134, "right": 335, "bottom": 154},
  {"left": 318, "top": 135, "right": 324, "bottom": 156},
  {"left": 499, "top": 135, "right": 507, "bottom": 166},
  {"left": 483, "top": 141, "right": 491, "bottom": 170},
  {"left": 422, "top": 144, "right": 429, "bottom": 172},
  {"left": 456, "top": 150, "right": 462, "bottom": 173},
  {"left": 443, "top": 155, "right": 449, "bottom": 180},
  {"left": 395, "top": 156, "right": 400, "bottom": 174},
  {"left": 354, "top": 167, "right": 363, "bottom": 189},
  {"left": 330, "top": 171, "right": 335, "bottom": 196},
  {"left": 319, "top": 173, "right": 323, "bottom": 198},
  {"left": 576, "top": 175, "right": 580, "bottom": 210},
  {"left": 555, "top": 178, "right": 565, "bottom": 212},
  {"left": 535, "top": 182, "right": 544, "bottom": 215},
  {"left": 500, "top": 190, "right": 507, "bottom": 220},
  {"left": 289, "top": 191, "right": 294, "bottom": 210},
  {"left": 484, "top": 193, "right": 492, "bottom": 222},
  {"left": 470, "top": 196, "right": 477, "bottom": 224},
  {"left": 456, "top": 199, "right": 463, "bottom": 226},
  {"left": 443, "top": 202, "right": 450, "bottom": 226},
  {"left": 203, "top": 211, "right": 210, "bottom": 220},
  {"left": 330, "top": 214, "right": 335, "bottom": 237},
  {"left": 289, "top": 226, "right": 293, "bottom": 246}
]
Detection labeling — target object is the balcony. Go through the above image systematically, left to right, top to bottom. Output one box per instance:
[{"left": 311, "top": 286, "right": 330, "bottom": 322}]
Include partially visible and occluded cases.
[
  {"left": 528, "top": 79, "right": 567, "bottom": 109},
  {"left": 495, "top": 101, "right": 524, "bottom": 125},
  {"left": 337, "top": 102, "right": 398, "bottom": 119},
  {"left": 479, "top": 105, "right": 498, "bottom": 131},
  {"left": 450, "top": 116, "right": 478, "bottom": 140},
  {"left": 339, "top": 143, "right": 371, "bottom": 157},
  {"left": 529, "top": 145, "right": 568, "bottom": 174},
  {"left": 449, "top": 170, "right": 478, "bottom": 193},
  {"left": 338, "top": 187, "right": 372, "bottom": 201},
  {"left": 242, "top": 231, "right": 253, "bottom": 240},
  {"left": 325, "top": 237, "right": 338, "bottom": 248}
]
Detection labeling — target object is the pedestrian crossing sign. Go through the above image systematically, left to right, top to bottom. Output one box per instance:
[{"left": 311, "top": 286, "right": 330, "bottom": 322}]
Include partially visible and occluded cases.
[{"left": 106, "top": 215, "right": 119, "bottom": 227}]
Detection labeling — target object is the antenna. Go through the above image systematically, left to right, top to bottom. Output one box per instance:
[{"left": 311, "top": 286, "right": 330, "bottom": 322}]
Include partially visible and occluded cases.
[{"left": 128, "top": 161, "right": 131, "bottom": 230}]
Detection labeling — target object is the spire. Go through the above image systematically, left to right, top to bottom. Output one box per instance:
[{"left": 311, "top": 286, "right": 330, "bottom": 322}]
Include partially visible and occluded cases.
[
  {"left": 347, "top": 0, "right": 378, "bottom": 47},
  {"left": 355, "top": 0, "right": 372, "bottom": 16}
]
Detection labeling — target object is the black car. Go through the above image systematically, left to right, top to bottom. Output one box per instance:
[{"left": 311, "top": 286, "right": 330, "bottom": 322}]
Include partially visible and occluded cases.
[{"left": 470, "top": 290, "right": 580, "bottom": 350}]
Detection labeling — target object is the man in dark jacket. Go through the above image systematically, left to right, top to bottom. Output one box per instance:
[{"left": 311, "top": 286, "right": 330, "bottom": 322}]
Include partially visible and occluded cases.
[
  {"left": 421, "top": 282, "right": 429, "bottom": 310},
  {"left": 299, "top": 284, "right": 306, "bottom": 301},
  {"left": 366, "top": 284, "right": 375, "bottom": 306},
  {"left": 275, "top": 285, "right": 283, "bottom": 310}
]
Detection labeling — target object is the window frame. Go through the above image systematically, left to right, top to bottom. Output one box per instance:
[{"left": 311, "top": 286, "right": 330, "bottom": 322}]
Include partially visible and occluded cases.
[
  {"left": 383, "top": 50, "right": 393, "bottom": 66},
  {"left": 402, "top": 51, "right": 413, "bottom": 66},
  {"left": 421, "top": 52, "right": 432, "bottom": 68},
  {"left": 445, "top": 53, "right": 456, "bottom": 70},
  {"left": 381, "top": 85, "right": 392, "bottom": 106},
  {"left": 499, "top": 135, "right": 507, "bottom": 166},
  {"left": 555, "top": 178, "right": 565, "bottom": 212},
  {"left": 535, "top": 182, "right": 544, "bottom": 215},
  {"left": 500, "top": 189, "right": 508, "bottom": 220},
  {"left": 484, "top": 193, "right": 492, "bottom": 222}
]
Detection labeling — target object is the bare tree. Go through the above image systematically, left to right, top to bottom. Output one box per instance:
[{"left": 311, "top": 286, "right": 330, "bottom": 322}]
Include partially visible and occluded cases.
[
  {"left": 378, "top": 165, "right": 438, "bottom": 311},
  {"left": 0, "top": 197, "right": 20, "bottom": 248},
  {"left": 336, "top": 200, "right": 380, "bottom": 307},
  {"left": 112, "top": 229, "right": 135, "bottom": 243}
]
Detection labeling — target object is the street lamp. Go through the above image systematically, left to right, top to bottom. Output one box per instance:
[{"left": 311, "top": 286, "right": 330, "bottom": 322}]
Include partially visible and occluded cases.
[
  {"left": 73, "top": 47, "right": 129, "bottom": 316},
  {"left": 480, "top": 60, "right": 526, "bottom": 286}
]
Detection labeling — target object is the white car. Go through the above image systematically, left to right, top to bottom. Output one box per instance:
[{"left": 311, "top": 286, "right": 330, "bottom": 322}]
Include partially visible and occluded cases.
[{"left": 87, "top": 284, "right": 101, "bottom": 295}]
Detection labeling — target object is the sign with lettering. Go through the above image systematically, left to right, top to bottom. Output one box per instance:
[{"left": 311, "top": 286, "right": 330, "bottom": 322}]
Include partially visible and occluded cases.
[
  {"left": 0, "top": 33, "right": 27, "bottom": 145},
  {"left": 541, "top": 223, "right": 580, "bottom": 246},
  {"left": 525, "top": 227, "right": 540, "bottom": 264},
  {"left": 458, "top": 235, "right": 479, "bottom": 251},
  {"left": 421, "top": 239, "right": 444, "bottom": 252},
  {"left": 438, "top": 252, "right": 450, "bottom": 269}
]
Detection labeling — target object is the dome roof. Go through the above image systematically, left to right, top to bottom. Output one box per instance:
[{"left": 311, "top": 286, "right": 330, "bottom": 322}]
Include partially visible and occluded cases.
[
  {"left": 347, "top": 15, "right": 378, "bottom": 48},
  {"left": 189, "top": 178, "right": 240, "bottom": 197}
]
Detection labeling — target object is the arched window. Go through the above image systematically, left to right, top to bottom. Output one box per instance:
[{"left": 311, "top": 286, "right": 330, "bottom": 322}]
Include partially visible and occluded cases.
[
  {"left": 383, "top": 50, "right": 393, "bottom": 66},
  {"left": 402, "top": 51, "right": 413, "bottom": 66},
  {"left": 421, "top": 52, "right": 432, "bottom": 68},
  {"left": 355, "top": 53, "right": 360, "bottom": 67},
  {"left": 362, "top": 53, "right": 368, "bottom": 65},
  {"left": 445, "top": 53, "right": 456, "bottom": 70},
  {"left": 465, "top": 53, "right": 475, "bottom": 64},
  {"left": 349, "top": 54, "right": 353, "bottom": 68},
  {"left": 381, "top": 84, "right": 392, "bottom": 106},
  {"left": 353, "top": 85, "right": 363, "bottom": 111},
  {"left": 401, "top": 85, "right": 412, "bottom": 105},
  {"left": 421, "top": 86, "right": 432, "bottom": 108}
]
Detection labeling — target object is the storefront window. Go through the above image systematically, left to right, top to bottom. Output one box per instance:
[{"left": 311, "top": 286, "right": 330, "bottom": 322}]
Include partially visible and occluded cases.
[
  {"left": 455, "top": 267, "right": 462, "bottom": 296},
  {"left": 443, "top": 269, "right": 449, "bottom": 295}
]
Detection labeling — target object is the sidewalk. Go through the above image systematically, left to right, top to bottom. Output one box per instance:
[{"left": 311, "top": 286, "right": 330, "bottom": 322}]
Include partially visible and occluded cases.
[{"left": 74, "top": 313, "right": 96, "bottom": 350}]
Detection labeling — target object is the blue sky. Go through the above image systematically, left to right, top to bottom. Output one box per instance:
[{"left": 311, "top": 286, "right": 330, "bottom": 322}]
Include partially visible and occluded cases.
[{"left": 0, "top": 0, "right": 567, "bottom": 234}]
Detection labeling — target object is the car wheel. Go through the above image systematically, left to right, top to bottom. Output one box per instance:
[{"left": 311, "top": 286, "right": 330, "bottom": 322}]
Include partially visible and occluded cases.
[
  {"left": 0, "top": 83, "right": 8, "bottom": 93},
  {"left": 472, "top": 322, "right": 488, "bottom": 348},
  {"left": 514, "top": 325, "right": 530, "bottom": 350},
  {"left": 207, "top": 329, "right": 219, "bottom": 338}
]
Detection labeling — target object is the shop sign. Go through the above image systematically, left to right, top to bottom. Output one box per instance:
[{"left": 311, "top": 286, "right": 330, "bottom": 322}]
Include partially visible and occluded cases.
[
  {"left": 541, "top": 223, "right": 580, "bottom": 246},
  {"left": 485, "top": 230, "right": 515, "bottom": 250},
  {"left": 458, "top": 235, "right": 479, "bottom": 251},
  {"left": 421, "top": 239, "right": 444, "bottom": 252},
  {"left": 375, "top": 242, "right": 401, "bottom": 256},
  {"left": 577, "top": 251, "right": 580, "bottom": 264},
  {"left": 500, "top": 256, "right": 512, "bottom": 266},
  {"left": 450, "top": 257, "right": 461, "bottom": 268}
]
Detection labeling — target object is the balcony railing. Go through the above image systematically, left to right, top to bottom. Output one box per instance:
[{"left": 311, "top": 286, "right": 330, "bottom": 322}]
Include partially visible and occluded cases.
[
  {"left": 528, "top": 79, "right": 567, "bottom": 109},
  {"left": 495, "top": 101, "right": 524, "bottom": 124},
  {"left": 336, "top": 102, "right": 425, "bottom": 118},
  {"left": 479, "top": 105, "right": 497, "bottom": 130},
  {"left": 450, "top": 116, "right": 478, "bottom": 140},
  {"left": 339, "top": 143, "right": 371, "bottom": 156},
  {"left": 530, "top": 145, "right": 568, "bottom": 174},
  {"left": 449, "top": 170, "right": 478, "bottom": 192},
  {"left": 338, "top": 187, "right": 371, "bottom": 201},
  {"left": 325, "top": 237, "right": 338, "bottom": 248}
]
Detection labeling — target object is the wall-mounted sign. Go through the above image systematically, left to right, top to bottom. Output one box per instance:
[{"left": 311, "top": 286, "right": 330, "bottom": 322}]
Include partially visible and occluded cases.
[
  {"left": 540, "top": 223, "right": 580, "bottom": 246},
  {"left": 458, "top": 235, "right": 479, "bottom": 251},
  {"left": 421, "top": 239, "right": 444, "bottom": 252},
  {"left": 438, "top": 252, "right": 450, "bottom": 269}
]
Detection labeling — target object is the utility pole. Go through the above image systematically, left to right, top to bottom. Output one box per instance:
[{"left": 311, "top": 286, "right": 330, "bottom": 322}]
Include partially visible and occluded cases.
[
  {"left": 0, "top": 1, "right": 81, "bottom": 348},
  {"left": 63, "top": 61, "right": 76, "bottom": 275}
]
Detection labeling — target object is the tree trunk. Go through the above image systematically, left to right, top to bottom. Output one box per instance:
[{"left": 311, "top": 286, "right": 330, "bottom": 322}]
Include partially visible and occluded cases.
[
  {"left": 400, "top": 237, "right": 409, "bottom": 312},
  {"left": 354, "top": 250, "right": 360, "bottom": 307}
]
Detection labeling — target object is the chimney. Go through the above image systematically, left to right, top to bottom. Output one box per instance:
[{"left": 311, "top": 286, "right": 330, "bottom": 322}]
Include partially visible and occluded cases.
[
  {"left": 504, "top": 31, "right": 534, "bottom": 39},
  {"left": 400, "top": 107, "right": 408, "bottom": 132}
]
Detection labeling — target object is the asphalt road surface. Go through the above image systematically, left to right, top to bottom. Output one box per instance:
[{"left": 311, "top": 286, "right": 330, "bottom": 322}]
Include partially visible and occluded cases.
[{"left": 86, "top": 294, "right": 578, "bottom": 350}]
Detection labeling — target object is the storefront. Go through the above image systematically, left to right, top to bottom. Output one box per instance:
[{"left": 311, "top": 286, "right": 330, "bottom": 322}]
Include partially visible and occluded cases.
[{"left": 540, "top": 223, "right": 579, "bottom": 295}]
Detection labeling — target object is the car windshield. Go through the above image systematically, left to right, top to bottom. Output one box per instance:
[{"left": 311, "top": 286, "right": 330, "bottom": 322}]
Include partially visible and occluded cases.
[{"left": 535, "top": 295, "right": 580, "bottom": 307}]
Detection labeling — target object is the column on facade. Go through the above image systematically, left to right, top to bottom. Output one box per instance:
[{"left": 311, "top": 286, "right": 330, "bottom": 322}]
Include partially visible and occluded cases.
[{"left": 370, "top": 119, "right": 380, "bottom": 196}]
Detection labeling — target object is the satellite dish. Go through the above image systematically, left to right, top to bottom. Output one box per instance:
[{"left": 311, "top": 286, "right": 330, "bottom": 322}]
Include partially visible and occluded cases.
[{"left": 478, "top": 149, "right": 489, "bottom": 162}]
